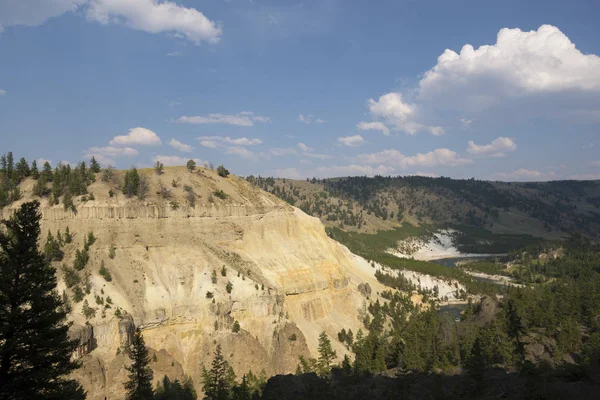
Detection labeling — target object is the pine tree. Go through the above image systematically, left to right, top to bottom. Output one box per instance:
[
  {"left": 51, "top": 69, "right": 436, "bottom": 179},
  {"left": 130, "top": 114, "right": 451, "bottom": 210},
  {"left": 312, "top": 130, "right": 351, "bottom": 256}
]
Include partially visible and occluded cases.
[
  {"left": 89, "top": 156, "right": 101, "bottom": 173},
  {"left": 15, "top": 157, "right": 30, "bottom": 181},
  {"left": 187, "top": 159, "right": 196, "bottom": 172},
  {"left": 30, "top": 160, "right": 40, "bottom": 180},
  {"left": 42, "top": 161, "right": 53, "bottom": 182},
  {"left": 0, "top": 201, "right": 85, "bottom": 399},
  {"left": 124, "top": 328, "right": 154, "bottom": 400},
  {"left": 317, "top": 331, "right": 337, "bottom": 376},
  {"left": 202, "top": 344, "right": 235, "bottom": 400}
]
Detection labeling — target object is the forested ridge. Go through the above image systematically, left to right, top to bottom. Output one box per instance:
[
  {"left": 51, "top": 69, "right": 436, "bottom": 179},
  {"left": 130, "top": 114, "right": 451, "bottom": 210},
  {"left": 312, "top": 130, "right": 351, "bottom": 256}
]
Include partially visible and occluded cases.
[{"left": 246, "top": 175, "right": 600, "bottom": 237}]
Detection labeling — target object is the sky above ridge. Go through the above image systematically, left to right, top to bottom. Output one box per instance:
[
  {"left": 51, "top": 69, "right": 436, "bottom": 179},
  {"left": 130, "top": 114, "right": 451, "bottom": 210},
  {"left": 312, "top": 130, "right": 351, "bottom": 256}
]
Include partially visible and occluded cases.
[{"left": 0, "top": 0, "right": 599, "bottom": 181}]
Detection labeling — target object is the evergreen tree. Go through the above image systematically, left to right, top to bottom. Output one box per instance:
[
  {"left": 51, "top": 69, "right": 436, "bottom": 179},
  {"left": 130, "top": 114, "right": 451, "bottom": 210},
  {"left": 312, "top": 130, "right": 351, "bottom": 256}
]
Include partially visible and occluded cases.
[
  {"left": 89, "top": 156, "right": 101, "bottom": 173},
  {"left": 15, "top": 157, "right": 30, "bottom": 181},
  {"left": 187, "top": 159, "right": 196, "bottom": 172},
  {"left": 30, "top": 160, "right": 40, "bottom": 179},
  {"left": 42, "top": 161, "right": 53, "bottom": 182},
  {"left": 0, "top": 201, "right": 85, "bottom": 399},
  {"left": 65, "top": 226, "right": 73, "bottom": 243},
  {"left": 124, "top": 328, "right": 154, "bottom": 400},
  {"left": 317, "top": 331, "right": 337, "bottom": 375},
  {"left": 201, "top": 344, "right": 235, "bottom": 400},
  {"left": 154, "top": 376, "right": 197, "bottom": 400}
]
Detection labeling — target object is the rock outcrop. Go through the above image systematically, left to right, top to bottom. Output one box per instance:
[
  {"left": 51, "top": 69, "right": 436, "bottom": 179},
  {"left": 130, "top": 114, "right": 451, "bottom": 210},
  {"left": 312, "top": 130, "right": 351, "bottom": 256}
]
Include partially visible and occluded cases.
[{"left": 3, "top": 166, "right": 386, "bottom": 399}]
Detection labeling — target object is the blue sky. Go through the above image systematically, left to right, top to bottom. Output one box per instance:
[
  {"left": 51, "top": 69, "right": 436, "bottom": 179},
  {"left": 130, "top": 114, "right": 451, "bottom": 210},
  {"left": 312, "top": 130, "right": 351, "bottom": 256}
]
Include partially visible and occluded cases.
[{"left": 1, "top": 0, "right": 599, "bottom": 181}]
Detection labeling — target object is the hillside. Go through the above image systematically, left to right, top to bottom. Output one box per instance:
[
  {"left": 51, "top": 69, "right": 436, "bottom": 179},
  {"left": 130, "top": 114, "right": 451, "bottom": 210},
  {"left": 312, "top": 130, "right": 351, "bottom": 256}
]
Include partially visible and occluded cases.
[
  {"left": 1, "top": 165, "right": 389, "bottom": 400},
  {"left": 247, "top": 175, "right": 600, "bottom": 239}
]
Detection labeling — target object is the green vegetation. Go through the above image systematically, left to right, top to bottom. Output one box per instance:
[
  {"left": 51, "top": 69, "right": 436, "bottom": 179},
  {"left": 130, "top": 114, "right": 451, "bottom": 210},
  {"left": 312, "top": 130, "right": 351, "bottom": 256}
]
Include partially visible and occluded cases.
[
  {"left": 186, "top": 159, "right": 196, "bottom": 172},
  {"left": 217, "top": 165, "right": 230, "bottom": 177},
  {"left": 213, "top": 189, "right": 228, "bottom": 200},
  {"left": 0, "top": 201, "right": 85, "bottom": 399},
  {"left": 99, "top": 261, "right": 112, "bottom": 282},
  {"left": 232, "top": 320, "right": 241, "bottom": 333},
  {"left": 124, "top": 328, "right": 154, "bottom": 400}
]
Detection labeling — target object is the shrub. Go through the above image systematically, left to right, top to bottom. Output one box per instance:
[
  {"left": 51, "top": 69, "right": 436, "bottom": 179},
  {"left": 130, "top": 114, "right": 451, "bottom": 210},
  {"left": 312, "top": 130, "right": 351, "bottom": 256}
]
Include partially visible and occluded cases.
[
  {"left": 154, "top": 161, "right": 164, "bottom": 175},
  {"left": 217, "top": 165, "right": 230, "bottom": 177},
  {"left": 102, "top": 166, "right": 115, "bottom": 182},
  {"left": 213, "top": 190, "right": 227, "bottom": 200},
  {"left": 108, "top": 245, "right": 116, "bottom": 259},
  {"left": 74, "top": 249, "right": 89, "bottom": 271},
  {"left": 99, "top": 261, "right": 112, "bottom": 282},
  {"left": 63, "top": 265, "right": 80, "bottom": 288},
  {"left": 221, "top": 265, "right": 227, "bottom": 276},
  {"left": 211, "top": 270, "right": 218, "bottom": 284},
  {"left": 226, "top": 281, "right": 233, "bottom": 294},
  {"left": 72, "top": 286, "right": 84, "bottom": 303},
  {"left": 206, "top": 291, "right": 214, "bottom": 299},
  {"left": 82, "top": 300, "right": 96, "bottom": 319},
  {"left": 232, "top": 320, "right": 240, "bottom": 333},
  {"left": 289, "top": 333, "right": 297, "bottom": 341}
]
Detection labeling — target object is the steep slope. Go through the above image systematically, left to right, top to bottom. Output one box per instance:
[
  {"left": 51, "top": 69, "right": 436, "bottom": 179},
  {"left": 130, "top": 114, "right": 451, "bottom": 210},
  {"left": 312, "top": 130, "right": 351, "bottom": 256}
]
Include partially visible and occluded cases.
[{"left": 2, "top": 166, "right": 385, "bottom": 400}]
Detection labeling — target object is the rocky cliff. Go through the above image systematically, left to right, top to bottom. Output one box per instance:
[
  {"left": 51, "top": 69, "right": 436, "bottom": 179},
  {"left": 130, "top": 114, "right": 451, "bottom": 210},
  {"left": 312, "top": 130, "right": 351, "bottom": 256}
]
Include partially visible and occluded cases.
[{"left": 3, "top": 167, "right": 386, "bottom": 399}]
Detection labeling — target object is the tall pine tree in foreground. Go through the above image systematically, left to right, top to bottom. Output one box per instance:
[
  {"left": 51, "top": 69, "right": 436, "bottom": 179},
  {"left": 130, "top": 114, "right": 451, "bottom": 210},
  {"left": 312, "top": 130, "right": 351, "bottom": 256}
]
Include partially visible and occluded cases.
[
  {"left": 0, "top": 201, "right": 85, "bottom": 399},
  {"left": 124, "top": 328, "right": 154, "bottom": 400},
  {"left": 202, "top": 344, "right": 236, "bottom": 400}
]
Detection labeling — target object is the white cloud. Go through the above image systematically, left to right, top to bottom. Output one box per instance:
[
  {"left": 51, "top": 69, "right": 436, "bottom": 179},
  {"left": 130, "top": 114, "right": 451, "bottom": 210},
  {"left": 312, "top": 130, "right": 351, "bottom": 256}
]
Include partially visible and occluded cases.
[
  {"left": 0, "top": 0, "right": 85, "bottom": 28},
  {"left": 85, "top": 0, "right": 221, "bottom": 44},
  {"left": 0, "top": 1, "right": 221, "bottom": 44},
  {"left": 419, "top": 25, "right": 600, "bottom": 103},
  {"left": 166, "top": 51, "right": 182, "bottom": 57},
  {"left": 0, "top": 89, "right": 6, "bottom": 96},
  {"left": 367, "top": 92, "right": 444, "bottom": 135},
  {"left": 178, "top": 112, "right": 270, "bottom": 126},
  {"left": 298, "top": 114, "right": 325, "bottom": 124},
  {"left": 460, "top": 118, "right": 473, "bottom": 126},
  {"left": 356, "top": 121, "right": 390, "bottom": 136},
  {"left": 109, "top": 127, "right": 161, "bottom": 146},
  {"left": 337, "top": 135, "right": 364, "bottom": 147},
  {"left": 197, "top": 136, "right": 262, "bottom": 147},
  {"left": 467, "top": 137, "right": 517, "bottom": 157},
  {"left": 168, "top": 138, "right": 193, "bottom": 152},
  {"left": 297, "top": 143, "right": 313, "bottom": 153},
  {"left": 225, "top": 146, "right": 256, "bottom": 160},
  {"left": 270, "top": 148, "right": 297, "bottom": 156},
  {"left": 356, "top": 148, "right": 472, "bottom": 168},
  {"left": 84, "top": 154, "right": 115, "bottom": 166},
  {"left": 153, "top": 155, "right": 205, "bottom": 167},
  {"left": 36, "top": 158, "right": 52, "bottom": 166},
  {"left": 590, "top": 161, "right": 600, "bottom": 168},
  {"left": 314, "top": 164, "right": 396, "bottom": 178},
  {"left": 275, "top": 168, "right": 303, "bottom": 179},
  {"left": 492, "top": 168, "right": 557, "bottom": 181},
  {"left": 407, "top": 172, "right": 440, "bottom": 178}
]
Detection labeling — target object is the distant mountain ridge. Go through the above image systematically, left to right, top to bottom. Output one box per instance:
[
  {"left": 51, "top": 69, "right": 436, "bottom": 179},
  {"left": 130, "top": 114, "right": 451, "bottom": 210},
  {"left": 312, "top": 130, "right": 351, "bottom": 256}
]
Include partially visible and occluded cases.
[{"left": 247, "top": 175, "right": 600, "bottom": 239}]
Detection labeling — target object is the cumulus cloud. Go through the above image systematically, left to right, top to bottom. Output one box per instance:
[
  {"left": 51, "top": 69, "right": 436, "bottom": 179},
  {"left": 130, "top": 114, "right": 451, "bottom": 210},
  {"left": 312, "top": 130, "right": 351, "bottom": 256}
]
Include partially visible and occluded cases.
[
  {"left": 85, "top": 0, "right": 221, "bottom": 44},
  {"left": 0, "top": 1, "right": 221, "bottom": 44},
  {"left": 419, "top": 25, "right": 600, "bottom": 103},
  {"left": 0, "top": 89, "right": 6, "bottom": 96},
  {"left": 367, "top": 93, "right": 444, "bottom": 135},
  {"left": 178, "top": 112, "right": 270, "bottom": 126},
  {"left": 298, "top": 114, "right": 325, "bottom": 124},
  {"left": 356, "top": 121, "right": 390, "bottom": 136},
  {"left": 109, "top": 127, "right": 161, "bottom": 146},
  {"left": 337, "top": 135, "right": 364, "bottom": 147},
  {"left": 197, "top": 136, "right": 263, "bottom": 147},
  {"left": 467, "top": 137, "right": 517, "bottom": 157},
  {"left": 168, "top": 138, "right": 193, "bottom": 152},
  {"left": 356, "top": 148, "right": 472, "bottom": 169},
  {"left": 153, "top": 155, "right": 205, "bottom": 167},
  {"left": 36, "top": 158, "right": 52, "bottom": 166},
  {"left": 492, "top": 168, "right": 557, "bottom": 181}
]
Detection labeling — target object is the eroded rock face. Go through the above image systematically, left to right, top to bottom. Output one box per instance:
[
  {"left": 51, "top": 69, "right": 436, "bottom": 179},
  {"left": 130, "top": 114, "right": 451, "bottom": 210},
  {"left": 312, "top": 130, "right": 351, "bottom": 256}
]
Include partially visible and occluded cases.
[{"left": 5, "top": 170, "right": 386, "bottom": 400}]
